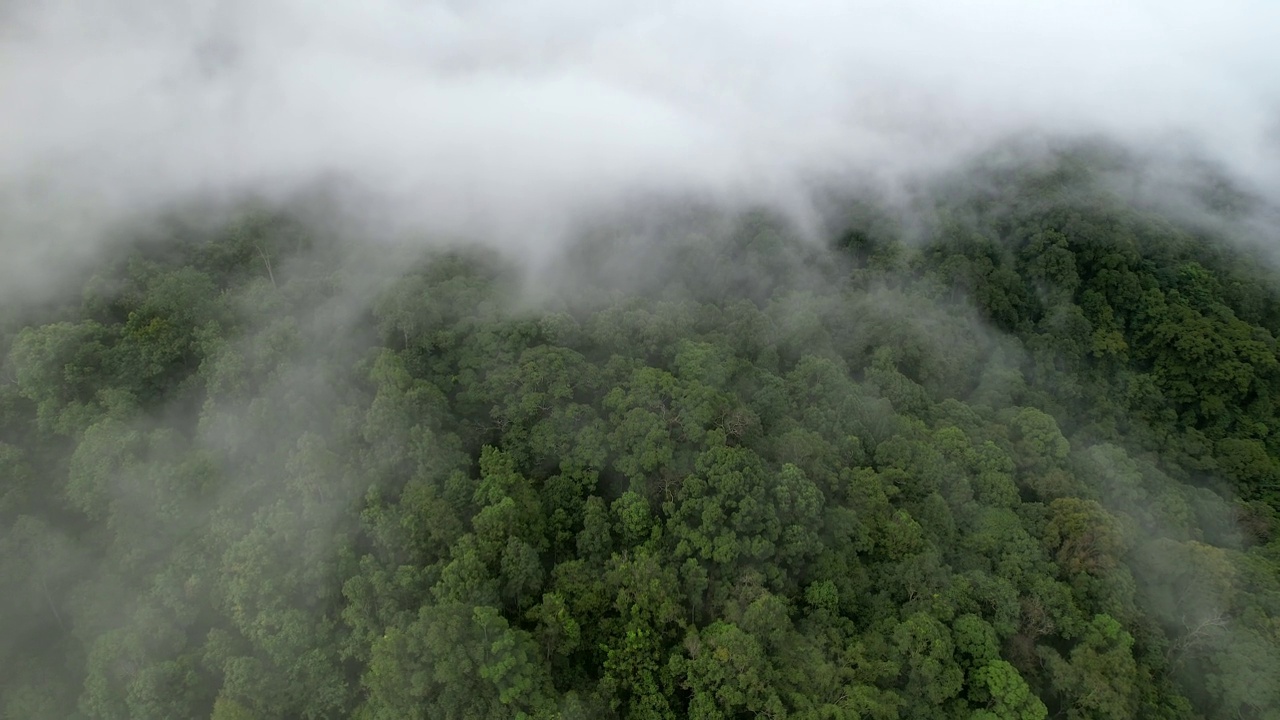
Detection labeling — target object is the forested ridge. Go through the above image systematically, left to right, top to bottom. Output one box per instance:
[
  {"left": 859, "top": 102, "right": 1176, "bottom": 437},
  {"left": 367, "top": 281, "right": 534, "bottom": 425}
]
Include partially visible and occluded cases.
[{"left": 2, "top": 151, "right": 1279, "bottom": 719}]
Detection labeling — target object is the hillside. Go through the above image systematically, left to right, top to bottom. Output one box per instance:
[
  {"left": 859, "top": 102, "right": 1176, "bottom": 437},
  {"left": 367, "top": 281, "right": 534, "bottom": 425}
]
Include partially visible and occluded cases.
[{"left": 2, "top": 151, "right": 1279, "bottom": 719}]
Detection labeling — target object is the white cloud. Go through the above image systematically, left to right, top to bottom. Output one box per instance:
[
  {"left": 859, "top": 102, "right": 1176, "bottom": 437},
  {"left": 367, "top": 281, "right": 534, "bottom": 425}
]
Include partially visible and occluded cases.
[{"left": 2, "top": 0, "right": 1278, "bottom": 300}]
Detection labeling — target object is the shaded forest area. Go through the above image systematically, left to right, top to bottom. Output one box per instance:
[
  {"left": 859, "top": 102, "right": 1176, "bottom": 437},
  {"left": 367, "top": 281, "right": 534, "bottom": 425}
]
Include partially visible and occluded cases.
[{"left": 2, "top": 149, "right": 1279, "bottom": 719}]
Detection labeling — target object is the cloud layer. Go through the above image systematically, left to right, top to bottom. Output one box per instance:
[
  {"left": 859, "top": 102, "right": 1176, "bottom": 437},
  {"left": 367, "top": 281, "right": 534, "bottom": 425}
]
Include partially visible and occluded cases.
[{"left": 3, "top": 0, "right": 1278, "bottom": 300}]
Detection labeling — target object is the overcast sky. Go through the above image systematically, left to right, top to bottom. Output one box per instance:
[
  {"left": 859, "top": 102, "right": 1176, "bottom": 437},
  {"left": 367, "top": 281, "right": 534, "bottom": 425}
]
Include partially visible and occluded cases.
[{"left": 2, "top": 0, "right": 1278, "bottom": 298}]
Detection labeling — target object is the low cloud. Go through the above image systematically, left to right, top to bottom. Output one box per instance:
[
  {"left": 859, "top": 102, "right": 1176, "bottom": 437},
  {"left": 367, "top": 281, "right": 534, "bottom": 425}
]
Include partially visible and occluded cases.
[{"left": 2, "top": 0, "right": 1279, "bottom": 303}]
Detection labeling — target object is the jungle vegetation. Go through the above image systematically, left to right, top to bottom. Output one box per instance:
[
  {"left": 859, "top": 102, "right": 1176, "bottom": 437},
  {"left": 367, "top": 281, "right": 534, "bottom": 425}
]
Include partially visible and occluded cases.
[{"left": 2, "top": 147, "right": 1279, "bottom": 719}]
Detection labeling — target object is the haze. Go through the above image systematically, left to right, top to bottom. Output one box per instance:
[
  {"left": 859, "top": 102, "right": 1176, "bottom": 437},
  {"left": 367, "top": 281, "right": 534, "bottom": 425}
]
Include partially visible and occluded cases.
[{"left": 2, "top": 0, "right": 1279, "bottom": 302}]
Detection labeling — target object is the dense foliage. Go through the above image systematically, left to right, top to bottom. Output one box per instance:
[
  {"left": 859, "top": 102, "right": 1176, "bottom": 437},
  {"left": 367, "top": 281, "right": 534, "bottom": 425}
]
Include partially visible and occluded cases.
[{"left": 2, "top": 152, "right": 1279, "bottom": 719}]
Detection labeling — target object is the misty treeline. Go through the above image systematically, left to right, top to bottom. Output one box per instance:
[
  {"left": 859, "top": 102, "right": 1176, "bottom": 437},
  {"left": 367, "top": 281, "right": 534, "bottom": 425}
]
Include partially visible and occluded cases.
[{"left": 2, "top": 149, "right": 1279, "bottom": 720}]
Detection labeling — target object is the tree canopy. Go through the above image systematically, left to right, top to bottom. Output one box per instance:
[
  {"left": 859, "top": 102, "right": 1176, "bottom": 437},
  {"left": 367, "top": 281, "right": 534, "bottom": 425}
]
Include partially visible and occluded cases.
[{"left": 2, "top": 148, "right": 1279, "bottom": 718}]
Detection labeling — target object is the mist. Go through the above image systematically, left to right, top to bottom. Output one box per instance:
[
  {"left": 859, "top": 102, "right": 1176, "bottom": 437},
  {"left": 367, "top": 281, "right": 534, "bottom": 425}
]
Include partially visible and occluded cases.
[
  {"left": 4, "top": 0, "right": 1280, "bottom": 305},
  {"left": 5, "top": 2, "right": 1280, "bottom": 719}
]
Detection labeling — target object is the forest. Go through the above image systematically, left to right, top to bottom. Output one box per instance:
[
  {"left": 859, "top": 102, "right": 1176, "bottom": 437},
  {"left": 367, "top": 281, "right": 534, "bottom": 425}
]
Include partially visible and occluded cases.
[{"left": 2, "top": 146, "right": 1279, "bottom": 719}]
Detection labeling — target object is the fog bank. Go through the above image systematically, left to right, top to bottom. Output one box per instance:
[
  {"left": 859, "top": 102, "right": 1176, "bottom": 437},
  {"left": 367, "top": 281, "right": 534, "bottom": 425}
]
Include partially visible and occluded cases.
[{"left": 3, "top": 0, "right": 1279, "bottom": 302}]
